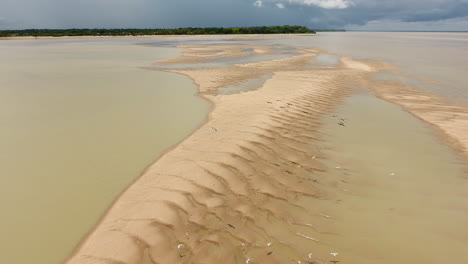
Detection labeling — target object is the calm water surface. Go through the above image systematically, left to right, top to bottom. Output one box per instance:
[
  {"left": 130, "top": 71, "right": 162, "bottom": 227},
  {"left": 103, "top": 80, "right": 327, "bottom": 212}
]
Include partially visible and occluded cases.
[
  {"left": 0, "top": 38, "right": 209, "bottom": 264},
  {"left": 316, "top": 93, "right": 468, "bottom": 263}
]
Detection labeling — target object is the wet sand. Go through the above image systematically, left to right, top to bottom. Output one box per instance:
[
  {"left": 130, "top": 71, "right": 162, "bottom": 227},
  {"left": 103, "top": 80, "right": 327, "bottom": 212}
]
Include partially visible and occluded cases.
[{"left": 65, "top": 44, "right": 468, "bottom": 264}]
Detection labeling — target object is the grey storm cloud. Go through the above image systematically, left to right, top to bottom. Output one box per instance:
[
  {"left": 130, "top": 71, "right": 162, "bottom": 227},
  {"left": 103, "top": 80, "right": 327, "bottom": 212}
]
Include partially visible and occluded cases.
[
  {"left": 0, "top": 0, "right": 467, "bottom": 30},
  {"left": 349, "top": 0, "right": 468, "bottom": 22}
]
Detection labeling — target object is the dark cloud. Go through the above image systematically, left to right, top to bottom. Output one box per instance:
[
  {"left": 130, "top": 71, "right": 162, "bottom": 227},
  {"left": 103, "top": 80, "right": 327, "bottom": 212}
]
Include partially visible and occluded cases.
[
  {"left": 0, "top": 0, "right": 467, "bottom": 30},
  {"left": 402, "top": 2, "right": 468, "bottom": 22}
]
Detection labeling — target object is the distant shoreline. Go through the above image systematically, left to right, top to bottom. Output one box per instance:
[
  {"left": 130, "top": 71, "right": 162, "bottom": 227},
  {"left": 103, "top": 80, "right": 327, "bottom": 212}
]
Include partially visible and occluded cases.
[
  {"left": 0, "top": 26, "right": 317, "bottom": 38},
  {"left": 0, "top": 33, "right": 317, "bottom": 40}
]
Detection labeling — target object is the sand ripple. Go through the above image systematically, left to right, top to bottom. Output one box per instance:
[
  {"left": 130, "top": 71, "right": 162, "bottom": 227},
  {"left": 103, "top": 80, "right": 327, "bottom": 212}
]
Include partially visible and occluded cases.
[{"left": 65, "top": 45, "right": 391, "bottom": 264}]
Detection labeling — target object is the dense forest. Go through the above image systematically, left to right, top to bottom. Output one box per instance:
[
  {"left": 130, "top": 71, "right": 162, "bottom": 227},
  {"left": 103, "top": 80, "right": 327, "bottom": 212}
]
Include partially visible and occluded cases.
[{"left": 0, "top": 26, "right": 316, "bottom": 37}]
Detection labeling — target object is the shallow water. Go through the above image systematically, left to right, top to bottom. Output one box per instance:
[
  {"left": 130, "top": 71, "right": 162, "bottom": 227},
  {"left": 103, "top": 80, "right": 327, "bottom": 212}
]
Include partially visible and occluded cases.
[
  {"left": 137, "top": 32, "right": 468, "bottom": 102},
  {"left": 156, "top": 32, "right": 468, "bottom": 104},
  {"left": 257, "top": 32, "right": 468, "bottom": 105},
  {"left": 0, "top": 39, "right": 209, "bottom": 264},
  {"left": 153, "top": 52, "right": 295, "bottom": 69},
  {"left": 312, "top": 53, "right": 341, "bottom": 67},
  {"left": 218, "top": 73, "right": 273, "bottom": 94},
  {"left": 313, "top": 93, "right": 468, "bottom": 263}
]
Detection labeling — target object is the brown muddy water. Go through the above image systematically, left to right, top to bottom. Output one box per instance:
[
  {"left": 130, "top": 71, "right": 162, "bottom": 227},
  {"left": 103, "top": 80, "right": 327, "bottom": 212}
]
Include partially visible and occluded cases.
[
  {"left": 0, "top": 39, "right": 209, "bottom": 264},
  {"left": 311, "top": 93, "right": 468, "bottom": 263}
]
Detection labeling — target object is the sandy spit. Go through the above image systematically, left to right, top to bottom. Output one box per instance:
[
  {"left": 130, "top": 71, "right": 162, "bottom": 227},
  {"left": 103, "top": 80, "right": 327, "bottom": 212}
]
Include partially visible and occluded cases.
[
  {"left": 64, "top": 45, "right": 378, "bottom": 264},
  {"left": 368, "top": 73, "right": 468, "bottom": 159}
]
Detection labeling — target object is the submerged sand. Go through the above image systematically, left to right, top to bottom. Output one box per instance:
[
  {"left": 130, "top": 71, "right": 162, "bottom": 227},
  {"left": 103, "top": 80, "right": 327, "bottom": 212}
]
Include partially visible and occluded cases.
[{"left": 66, "top": 44, "right": 468, "bottom": 264}]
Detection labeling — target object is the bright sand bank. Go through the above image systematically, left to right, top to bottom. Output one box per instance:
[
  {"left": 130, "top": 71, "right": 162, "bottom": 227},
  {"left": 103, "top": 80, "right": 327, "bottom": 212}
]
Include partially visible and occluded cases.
[{"left": 65, "top": 44, "right": 468, "bottom": 263}]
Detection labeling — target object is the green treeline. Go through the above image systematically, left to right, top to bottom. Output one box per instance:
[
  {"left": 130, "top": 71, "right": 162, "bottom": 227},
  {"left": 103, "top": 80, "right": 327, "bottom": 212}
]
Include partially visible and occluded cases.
[{"left": 0, "top": 26, "right": 316, "bottom": 37}]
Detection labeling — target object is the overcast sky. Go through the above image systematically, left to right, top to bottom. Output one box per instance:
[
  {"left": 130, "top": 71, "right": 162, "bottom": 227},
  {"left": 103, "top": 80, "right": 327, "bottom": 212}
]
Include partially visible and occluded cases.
[{"left": 1, "top": 0, "right": 468, "bottom": 31}]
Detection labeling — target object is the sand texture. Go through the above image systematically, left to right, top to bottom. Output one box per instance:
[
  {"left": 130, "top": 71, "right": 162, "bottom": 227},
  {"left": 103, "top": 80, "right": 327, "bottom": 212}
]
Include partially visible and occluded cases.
[
  {"left": 65, "top": 43, "right": 468, "bottom": 264},
  {"left": 65, "top": 45, "right": 378, "bottom": 264}
]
